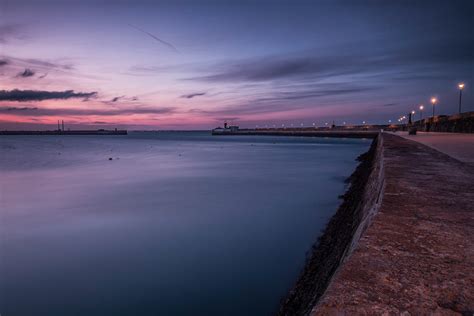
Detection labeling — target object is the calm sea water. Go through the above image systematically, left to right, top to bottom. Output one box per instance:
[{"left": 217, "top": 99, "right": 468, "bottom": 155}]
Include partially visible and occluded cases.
[{"left": 0, "top": 132, "right": 370, "bottom": 316}]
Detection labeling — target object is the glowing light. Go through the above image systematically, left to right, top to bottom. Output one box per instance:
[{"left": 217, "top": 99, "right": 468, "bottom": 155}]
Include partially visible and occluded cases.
[
  {"left": 458, "top": 83, "right": 465, "bottom": 90},
  {"left": 431, "top": 97, "right": 437, "bottom": 104},
  {"left": 419, "top": 105, "right": 424, "bottom": 110},
  {"left": 411, "top": 110, "right": 415, "bottom": 115}
]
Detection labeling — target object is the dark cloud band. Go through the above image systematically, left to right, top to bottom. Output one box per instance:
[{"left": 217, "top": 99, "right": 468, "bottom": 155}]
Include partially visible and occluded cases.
[
  {"left": 0, "top": 89, "right": 98, "bottom": 102},
  {"left": 181, "top": 92, "right": 206, "bottom": 99},
  {"left": 0, "top": 105, "right": 176, "bottom": 116}
]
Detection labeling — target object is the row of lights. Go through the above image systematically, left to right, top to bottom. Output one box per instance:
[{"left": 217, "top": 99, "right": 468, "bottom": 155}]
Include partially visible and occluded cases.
[
  {"left": 397, "top": 82, "right": 465, "bottom": 124},
  {"left": 255, "top": 83, "right": 467, "bottom": 128},
  {"left": 256, "top": 121, "right": 355, "bottom": 128}
]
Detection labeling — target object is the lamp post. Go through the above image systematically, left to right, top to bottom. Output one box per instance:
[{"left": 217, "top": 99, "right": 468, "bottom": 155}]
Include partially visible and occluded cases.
[
  {"left": 458, "top": 83, "right": 465, "bottom": 114},
  {"left": 431, "top": 97, "right": 437, "bottom": 117},
  {"left": 419, "top": 105, "right": 424, "bottom": 120}
]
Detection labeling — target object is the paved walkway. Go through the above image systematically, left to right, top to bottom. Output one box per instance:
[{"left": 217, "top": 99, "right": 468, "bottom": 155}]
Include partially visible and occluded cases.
[
  {"left": 397, "top": 131, "right": 474, "bottom": 164},
  {"left": 313, "top": 133, "right": 474, "bottom": 315}
]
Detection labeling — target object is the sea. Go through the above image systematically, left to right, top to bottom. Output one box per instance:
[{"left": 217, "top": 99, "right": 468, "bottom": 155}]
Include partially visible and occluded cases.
[{"left": 0, "top": 131, "right": 370, "bottom": 316}]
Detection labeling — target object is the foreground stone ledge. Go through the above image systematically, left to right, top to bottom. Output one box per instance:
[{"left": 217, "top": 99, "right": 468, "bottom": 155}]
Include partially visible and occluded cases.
[{"left": 313, "top": 133, "right": 474, "bottom": 315}]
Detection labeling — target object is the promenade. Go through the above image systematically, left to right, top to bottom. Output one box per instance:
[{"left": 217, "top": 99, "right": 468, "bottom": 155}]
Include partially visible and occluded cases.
[
  {"left": 399, "top": 131, "right": 474, "bottom": 165},
  {"left": 313, "top": 133, "right": 474, "bottom": 314}
]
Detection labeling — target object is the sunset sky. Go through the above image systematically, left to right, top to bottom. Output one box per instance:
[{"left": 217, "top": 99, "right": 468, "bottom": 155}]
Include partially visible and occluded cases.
[{"left": 1, "top": 0, "right": 472, "bottom": 130}]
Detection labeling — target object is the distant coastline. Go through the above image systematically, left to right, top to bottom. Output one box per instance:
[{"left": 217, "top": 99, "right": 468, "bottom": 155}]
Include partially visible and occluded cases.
[{"left": 0, "top": 129, "right": 127, "bottom": 135}]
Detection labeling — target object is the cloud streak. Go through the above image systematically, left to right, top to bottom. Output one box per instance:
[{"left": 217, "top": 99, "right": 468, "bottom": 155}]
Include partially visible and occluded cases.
[
  {"left": 128, "top": 24, "right": 178, "bottom": 53},
  {"left": 185, "top": 37, "right": 473, "bottom": 84},
  {"left": 17, "top": 68, "right": 35, "bottom": 78},
  {"left": 0, "top": 89, "right": 98, "bottom": 102},
  {"left": 180, "top": 92, "right": 206, "bottom": 99},
  {"left": 0, "top": 105, "right": 176, "bottom": 116}
]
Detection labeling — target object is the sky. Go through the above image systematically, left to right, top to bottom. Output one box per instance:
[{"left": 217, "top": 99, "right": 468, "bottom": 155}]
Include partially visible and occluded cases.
[{"left": 0, "top": 0, "right": 473, "bottom": 130}]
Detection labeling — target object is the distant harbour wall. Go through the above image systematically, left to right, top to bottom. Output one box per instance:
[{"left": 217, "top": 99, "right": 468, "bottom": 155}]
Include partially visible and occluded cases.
[
  {"left": 0, "top": 130, "right": 128, "bottom": 135},
  {"left": 212, "top": 130, "right": 379, "bottom": 138}
]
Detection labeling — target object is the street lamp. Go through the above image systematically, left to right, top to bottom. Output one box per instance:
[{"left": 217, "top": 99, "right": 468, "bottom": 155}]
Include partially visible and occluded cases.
[
  {"left": 458, "top": 83, "right": 465, "bottom": 114},
  {"left": 430, "top": 97, "right": 437, "bottom": 117},
  {"left": 419, "top": 105, "right": 424, "bottom": 120}
]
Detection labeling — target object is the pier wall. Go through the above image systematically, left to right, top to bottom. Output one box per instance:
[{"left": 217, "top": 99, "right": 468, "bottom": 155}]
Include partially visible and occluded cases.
[
  {"left": 412, "top": 111, "right": 474, "bottom": 133},
  {"left": 279, "top": 133, "right": 474, "bottom": 315},
  {"left": 278, "top": 134, "right": 385, "bottom": 315}
]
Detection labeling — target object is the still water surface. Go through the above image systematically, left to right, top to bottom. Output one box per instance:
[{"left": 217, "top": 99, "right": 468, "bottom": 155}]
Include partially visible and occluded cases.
[{"left": 0, "top": 132, "right": 370, "bottom": 315}]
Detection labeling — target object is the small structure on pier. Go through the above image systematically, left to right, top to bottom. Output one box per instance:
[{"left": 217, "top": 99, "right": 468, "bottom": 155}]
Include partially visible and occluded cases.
[{"left": 212, "top": 121, "right": 239, "bottom": 134}]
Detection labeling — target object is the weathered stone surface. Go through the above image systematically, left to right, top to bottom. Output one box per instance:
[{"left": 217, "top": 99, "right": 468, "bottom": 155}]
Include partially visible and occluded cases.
[{"left": 313, "top": 133, "right": 474, "bottom": 315}]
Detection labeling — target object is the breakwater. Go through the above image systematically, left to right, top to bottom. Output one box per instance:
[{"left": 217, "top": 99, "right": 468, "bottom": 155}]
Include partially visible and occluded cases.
[
  {"left": 0, "top": 129, "right": 127, "bottom": 135},
  {"left": 212, "top": 129, "right": 379, "bottom": 138},
  {"left": 279, "top": 133, "right": 474, "bottom": 315},
  {"left": 278, "top": 134, "right": 384, "bottom": 315}
]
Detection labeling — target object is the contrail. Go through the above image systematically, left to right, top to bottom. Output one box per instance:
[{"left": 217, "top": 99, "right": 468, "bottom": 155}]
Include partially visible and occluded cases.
[{"left": 128, "top": 24, "right": 178, "bottom": 53}]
